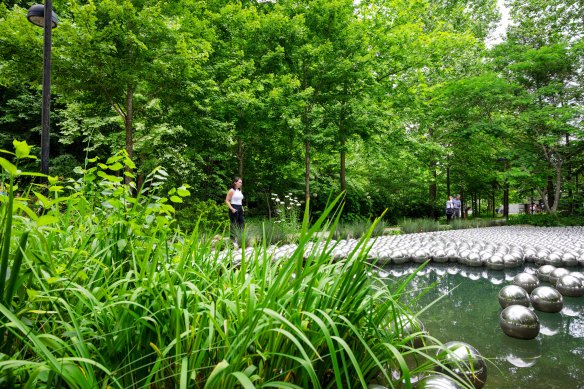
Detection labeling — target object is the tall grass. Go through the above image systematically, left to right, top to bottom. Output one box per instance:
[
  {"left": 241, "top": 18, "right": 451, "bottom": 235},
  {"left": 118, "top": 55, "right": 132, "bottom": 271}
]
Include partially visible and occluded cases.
[{"left": 0, "top": 145, "right": 476, "bottom": 388}]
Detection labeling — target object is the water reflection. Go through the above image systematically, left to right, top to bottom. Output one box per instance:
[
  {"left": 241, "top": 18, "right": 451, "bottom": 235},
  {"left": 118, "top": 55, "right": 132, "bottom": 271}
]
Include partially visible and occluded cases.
[
  {"left": 384, "top": 264, "right": 584, "bottom": 388},
  {"left": 498, "top": 334, "right": 542, "bottom": 368}
]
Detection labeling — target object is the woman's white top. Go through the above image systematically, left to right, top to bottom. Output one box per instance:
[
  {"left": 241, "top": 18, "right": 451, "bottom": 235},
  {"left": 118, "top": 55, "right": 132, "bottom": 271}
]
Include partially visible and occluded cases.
[
  {"left": 230, "top": 189, "right": 243, "bottom": 205},
  {"left": 446, "top": 200, "right": 454, "bottom": 208}
]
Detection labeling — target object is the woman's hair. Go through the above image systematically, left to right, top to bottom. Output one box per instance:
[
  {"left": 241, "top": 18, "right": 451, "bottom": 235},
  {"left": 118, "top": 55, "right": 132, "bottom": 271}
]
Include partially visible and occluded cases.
[{"left": 231, "top": 177, "right": 242, "bottom": 190}]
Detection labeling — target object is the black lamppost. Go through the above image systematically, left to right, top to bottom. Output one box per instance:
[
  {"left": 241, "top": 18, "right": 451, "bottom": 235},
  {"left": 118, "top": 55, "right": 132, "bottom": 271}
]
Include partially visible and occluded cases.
[{"left": 27, "top": 3, "right": 58, "bottom": 176}]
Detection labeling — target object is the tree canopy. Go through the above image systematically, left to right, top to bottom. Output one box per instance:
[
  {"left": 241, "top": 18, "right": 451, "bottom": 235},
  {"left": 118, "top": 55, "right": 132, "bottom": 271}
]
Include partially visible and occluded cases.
[{"left": 0, "top": 0, "right": 582, "bottom": 219}]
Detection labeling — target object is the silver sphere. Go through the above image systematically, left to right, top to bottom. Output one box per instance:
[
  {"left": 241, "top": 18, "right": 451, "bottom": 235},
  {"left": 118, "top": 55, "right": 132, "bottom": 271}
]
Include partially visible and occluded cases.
[
  {"left": 547, "top": 252, "right": 563, "bottom": 266},
  {"left": 562, "top": 252, "right": 578, "bottom": 267},
  {"left": 486, "top": 255, "right": 504, "bottom": 270},
  {"left": 536, "top": 265, "right": 556, "bottom": 282},
  {"left": 549, "top": 268, "right": 571, "bottom": 285},
  {"left": 569, "top": 272, "right": 584, "bottom": 284},
  {"left": 512, "top": 273, "right": 540, "bottom": 293},
  {"left": 555, "top": 275, "right": 584, "bottom": 297},
  {"left": 498, "top": 285, "right": 531, "bottom": 308},
  {"left": 530, "top": 286, "right": 563, "bottom": 313},
  {"left": 499, "top": 305, "right": 540, "bottom": 340},
  {"left": 393, "top": 315, "right": 426, "bottom": 348},
  {"left": 435, "top": 341, "right": 487, "bottom": 388},
  {"left": 416, "top": 375, "right": 463, "bottom": 389}
]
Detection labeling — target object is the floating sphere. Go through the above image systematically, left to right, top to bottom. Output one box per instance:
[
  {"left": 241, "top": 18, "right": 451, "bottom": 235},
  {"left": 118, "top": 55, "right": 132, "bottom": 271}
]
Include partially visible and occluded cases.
[
  {"left": 547, "top": 252, "right": 563, "bottom": 267},
  {"left": 561, "top": 252, "right": 578, "bottom": 267},
  {"left": 486, "top": 255, "right": 505, "bottom": 270},
  {"left": 537, "top": 265, "right": 556, "bottom": 282},
  {"left": 549, "top": 268, "right": 571, "bottom": 285},
  {"left": 570, "top": 272, "right": 584, "bottom": 284},
  {"left": 512, "top": 273, "right": 540, "bottom": 293},
  {"left": 555, "top": 275, "right": 584, "bottom": 297},
  {"left": 498, "top": 285, "right": 531, "bottom": 308},
  {"left": 530, "top": 286, "right": 563, "bottom": 313},
  {"left": 499, "top": 305, "right": 540, "bottom": 340},
  {"left": 393, "top": 315, "right": 426, "bottom": 348},
  {"left": 435, "top": 341, "right": 487, "bottom": 388},
  {"left": 417, "top": 375, "right": 463, "bottom": 389}
]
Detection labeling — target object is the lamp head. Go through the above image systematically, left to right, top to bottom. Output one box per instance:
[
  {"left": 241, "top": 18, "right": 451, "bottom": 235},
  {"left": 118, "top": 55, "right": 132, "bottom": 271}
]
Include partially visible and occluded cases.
[{"left": 27, "top": 4, "right": 58, "bottom": 28}]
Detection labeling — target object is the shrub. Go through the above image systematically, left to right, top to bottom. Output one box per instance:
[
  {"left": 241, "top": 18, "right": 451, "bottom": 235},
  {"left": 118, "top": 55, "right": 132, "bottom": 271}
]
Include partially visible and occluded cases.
[
  {"left": 176, "top": 199, "right": 229, "bottom": 233},
  {"left": 508, "top": 213, "right": 584, "bottom": 227},
  {"left": 399, "top": 218, "right": 441, "bottom": 234}
]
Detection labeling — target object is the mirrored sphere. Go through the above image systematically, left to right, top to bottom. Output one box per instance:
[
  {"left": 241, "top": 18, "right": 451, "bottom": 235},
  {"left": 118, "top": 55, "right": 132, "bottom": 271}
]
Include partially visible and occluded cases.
[
  {"left": 536, "top": 265, "right": 556, "bottom": 282},
  {"left": 549, "top": 268, "right": 571, "bottom": 285},
  {"left": 512, "top": 273, "right": 540, "bottom": 293},
  {"left": 556, "top": 275, "right": 584, "bottom": 297},
  {"left": 498, "top": 285, "right": 531, "bottom": 308},
  {"left": 530, "top": 286, "right": 563, "bottom": 313},
  {"left": 499, "top": 305, "right": 540, "bottom": 340},
  {"left": 435, "top": 341, "right": 487, "bottom": 388},
  {"left": 417, "top": 375, "right": 463, "bottom": 389}
]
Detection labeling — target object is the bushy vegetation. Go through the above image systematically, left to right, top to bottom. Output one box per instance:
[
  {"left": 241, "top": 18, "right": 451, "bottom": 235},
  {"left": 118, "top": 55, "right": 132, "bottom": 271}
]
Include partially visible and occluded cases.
[
  {"left": 0, "top": 144, "right": 478, "bottom": 388},
  {"left": 508, "top": 213, "right": 584, "bottom": 227},
  {"left": 399, "top": 217, "right": 505, "bottom": 234},
  {"left": 399, "top": 218, "right": 443, "bottom": 234}
]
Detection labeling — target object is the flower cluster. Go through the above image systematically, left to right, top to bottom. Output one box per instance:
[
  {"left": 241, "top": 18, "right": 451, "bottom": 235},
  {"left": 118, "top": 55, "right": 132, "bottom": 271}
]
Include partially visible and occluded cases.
[{"left": 271, "top": 192, "right": 302, "bottom": 230}]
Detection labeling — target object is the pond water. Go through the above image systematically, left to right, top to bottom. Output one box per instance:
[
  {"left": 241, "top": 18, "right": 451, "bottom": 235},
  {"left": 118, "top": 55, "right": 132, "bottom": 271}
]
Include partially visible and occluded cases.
[{"left": 382, "top": 264, "right": 584, "bottom": 389}]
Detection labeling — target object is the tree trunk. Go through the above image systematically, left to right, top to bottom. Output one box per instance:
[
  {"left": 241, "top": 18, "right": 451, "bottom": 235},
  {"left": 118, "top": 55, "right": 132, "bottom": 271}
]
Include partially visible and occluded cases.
[
  {"left": 566, "top": 133, "right": 573, "bottom": 214},
  {"left": 237, "top": 137, "right": 244, "bottom": 178},
  {"left": 429, "top": 161, "right": 437, "bottom": 219},
  {"left": 446, "top": 165, "right": 451, "bottom": 196},
  {"left": 546, "top": 176, "right": 554, "bottom": 211},
  {"left": 492, "top": 183, "right": 496, "bottom": 218}
]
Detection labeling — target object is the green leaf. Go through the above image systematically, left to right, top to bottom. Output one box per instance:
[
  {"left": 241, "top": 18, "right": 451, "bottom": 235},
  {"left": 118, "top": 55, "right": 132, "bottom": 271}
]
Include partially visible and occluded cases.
[
  {"left": 13, "top": 140, "right": 31, "bottom": 159},
  {"left": 0, "top": 157, "right": 17, "bottom": 175},
  {"left": 109, "top": 162, "right": 124, "bottom": 171},
  {"left": 177, "top": 187, "right": 191, "bottom": 197},
  {"left": 170, "top": 196, "right": 183, "bottom": 203},
  {"left": 36, "top": 215, "right": 59, "bottom": 227}
]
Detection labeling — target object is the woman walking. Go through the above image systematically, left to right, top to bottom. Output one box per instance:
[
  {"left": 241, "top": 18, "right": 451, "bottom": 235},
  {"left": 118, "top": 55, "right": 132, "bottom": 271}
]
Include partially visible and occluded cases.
[{"left": 225, "top": 177, "right": 245, "bottom": 231}]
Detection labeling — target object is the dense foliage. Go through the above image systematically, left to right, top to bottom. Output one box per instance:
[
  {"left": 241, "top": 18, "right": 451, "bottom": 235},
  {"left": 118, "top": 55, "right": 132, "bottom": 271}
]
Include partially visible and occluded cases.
[
  {"left": 0, "top": 0, "right": 582, "bottom": 221},
  {"left": 0, "top": 143, "right": 481, "bottom": 388}
]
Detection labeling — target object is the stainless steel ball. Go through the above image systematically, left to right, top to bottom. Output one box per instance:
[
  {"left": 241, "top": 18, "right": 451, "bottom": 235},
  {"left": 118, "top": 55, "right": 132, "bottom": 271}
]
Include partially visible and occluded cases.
[
  {"left": 547, "top": 252, "right": 563, "bottom": 267},
  {"left": 486, "top": 255, "right": 504, "bottom": 270},
  {"left": 536, "top": 265, "right": 556, "bottom": 282},
  {"left": 549, "top": 268, "right": 571, "bottom": 285},
  {"left": 570, "top": 272, "right": 584, "bottom": 283},
  {"left": 512, "top": 273, "right": 540, "bottom": 293},
  {"left": 555, "top": 275, "right": 584, "bottom": 297},
  {"left": 498, "top": 285, "right": 531, "bottom": 308},
  {"left": 530, "top": 286, "right": 563, "bottom": 313},
  {"left": 499, "top": 305, "right": 540, "bottom": 340},
  {"left": 393, "top": 315, "right": 426, "bottom": 348},
  {"left": 435, "top": 341, "right": 487, "bottom": 388},
  {"left": 416, "top": 375, "right": 463, "bottom": 389}
]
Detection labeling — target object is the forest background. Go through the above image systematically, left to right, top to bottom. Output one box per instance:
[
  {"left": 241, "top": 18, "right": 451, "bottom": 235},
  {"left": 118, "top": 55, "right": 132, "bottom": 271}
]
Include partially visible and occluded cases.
[{"left": 1, "top": 0, "right": 582, "bottom": 226}]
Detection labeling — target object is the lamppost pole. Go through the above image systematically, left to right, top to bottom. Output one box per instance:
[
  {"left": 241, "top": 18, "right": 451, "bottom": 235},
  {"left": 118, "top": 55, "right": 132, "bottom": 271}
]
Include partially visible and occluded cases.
[{"left": 27, "top": 2, "right": 58, "bottom": 176}]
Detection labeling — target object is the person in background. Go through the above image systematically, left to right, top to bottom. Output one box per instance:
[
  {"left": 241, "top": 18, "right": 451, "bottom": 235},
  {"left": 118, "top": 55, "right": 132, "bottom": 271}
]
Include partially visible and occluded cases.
[
  {"left": 225, "top": 177, "right": 244, "bottom": 231},
  {"left": 453, "top": 194, "right": 462, "bottom": 219},
  {"left": 445, "top": 195, "right": 455, "bottom": 224}
]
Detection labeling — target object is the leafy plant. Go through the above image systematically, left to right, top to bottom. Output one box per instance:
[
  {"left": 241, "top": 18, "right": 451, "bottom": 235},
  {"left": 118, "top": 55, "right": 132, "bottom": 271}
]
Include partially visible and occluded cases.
[{"left": 399, "top": 218, "right": 442, "bottom": 234}]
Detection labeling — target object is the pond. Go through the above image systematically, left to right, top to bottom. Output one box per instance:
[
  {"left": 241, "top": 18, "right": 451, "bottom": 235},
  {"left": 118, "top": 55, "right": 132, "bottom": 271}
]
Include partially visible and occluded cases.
[{"left": 383, "top": 264, "right": 584, "bottom": 389}]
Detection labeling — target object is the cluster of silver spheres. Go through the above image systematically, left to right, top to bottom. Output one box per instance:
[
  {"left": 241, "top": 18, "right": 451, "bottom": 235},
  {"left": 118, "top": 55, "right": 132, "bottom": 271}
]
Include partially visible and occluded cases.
[
  {"left": 216, "top": 226, "right": 583, "bottom": 387},
  {"left": 219, "top": 226, "right": 584, "bottom": 269},
  {"left": 499, "top": 266, "right": 584, "bottom": 340}
]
